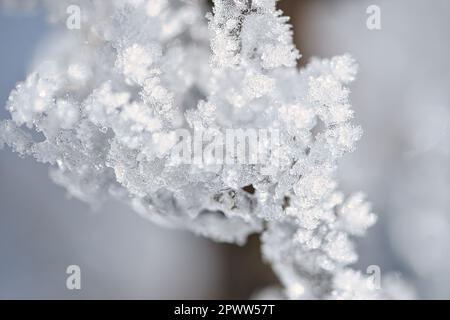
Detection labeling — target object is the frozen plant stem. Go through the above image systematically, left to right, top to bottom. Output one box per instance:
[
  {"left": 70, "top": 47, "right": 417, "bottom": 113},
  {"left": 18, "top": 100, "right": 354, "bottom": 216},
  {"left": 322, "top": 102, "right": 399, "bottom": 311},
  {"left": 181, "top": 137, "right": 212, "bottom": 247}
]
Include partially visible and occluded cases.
[{"left": 0, "top": 0, "right": 400, "bottom": 299}]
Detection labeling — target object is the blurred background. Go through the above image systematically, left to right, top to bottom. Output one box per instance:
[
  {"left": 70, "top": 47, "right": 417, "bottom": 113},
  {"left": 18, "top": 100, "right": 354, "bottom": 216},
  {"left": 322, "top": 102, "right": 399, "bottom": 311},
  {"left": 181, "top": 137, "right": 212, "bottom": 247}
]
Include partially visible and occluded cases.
[{"left": 1, "top": 0, "right": 449, "bottom": 299}]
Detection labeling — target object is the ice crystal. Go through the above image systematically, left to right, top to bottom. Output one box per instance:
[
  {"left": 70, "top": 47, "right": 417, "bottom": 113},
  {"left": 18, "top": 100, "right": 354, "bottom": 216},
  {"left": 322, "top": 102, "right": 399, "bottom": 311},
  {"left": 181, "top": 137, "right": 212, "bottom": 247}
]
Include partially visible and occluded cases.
[{"left": 1, "top": 0, "right": 383, "bottom": 299}]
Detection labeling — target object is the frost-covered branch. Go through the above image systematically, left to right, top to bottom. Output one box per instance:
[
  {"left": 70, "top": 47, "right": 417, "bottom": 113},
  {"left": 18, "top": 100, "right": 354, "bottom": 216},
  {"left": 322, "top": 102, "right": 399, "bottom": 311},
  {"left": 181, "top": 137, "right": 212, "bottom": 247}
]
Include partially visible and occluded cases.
[{"left": 0, "top": 0, "right": 405, "bottom": 299}]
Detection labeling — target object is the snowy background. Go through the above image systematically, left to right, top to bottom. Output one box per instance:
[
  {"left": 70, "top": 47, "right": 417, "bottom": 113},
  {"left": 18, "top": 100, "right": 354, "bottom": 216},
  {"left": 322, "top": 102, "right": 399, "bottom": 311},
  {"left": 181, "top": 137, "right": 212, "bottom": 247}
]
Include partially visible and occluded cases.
[
  {"left": 1, "top": 0, "right": 449, "bottom": 299},
  {"left": 303, "top": 0, "right": 450, "bottom": 299}
]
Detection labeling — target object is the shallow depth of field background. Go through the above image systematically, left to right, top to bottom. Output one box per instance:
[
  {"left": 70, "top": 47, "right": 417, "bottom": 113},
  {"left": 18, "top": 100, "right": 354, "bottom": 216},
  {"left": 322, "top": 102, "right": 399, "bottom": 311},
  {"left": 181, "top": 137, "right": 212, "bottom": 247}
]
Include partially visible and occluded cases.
[{"left": 1, "top": 0, "right": 449, "bottom": 299}]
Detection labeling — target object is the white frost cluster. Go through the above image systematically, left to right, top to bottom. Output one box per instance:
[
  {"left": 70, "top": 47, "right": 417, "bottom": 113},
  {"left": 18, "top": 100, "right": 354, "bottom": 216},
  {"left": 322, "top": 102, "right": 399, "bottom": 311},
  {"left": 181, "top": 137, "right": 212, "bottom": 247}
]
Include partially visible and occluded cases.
[{"left": 1, "top": 0, "right": 383, "bottom": 299}]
